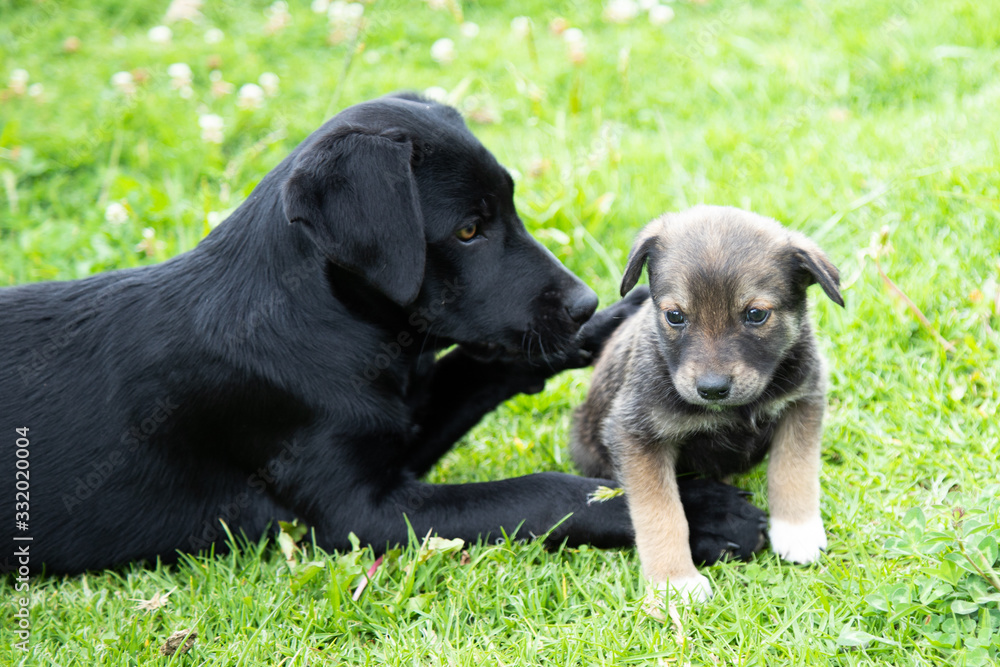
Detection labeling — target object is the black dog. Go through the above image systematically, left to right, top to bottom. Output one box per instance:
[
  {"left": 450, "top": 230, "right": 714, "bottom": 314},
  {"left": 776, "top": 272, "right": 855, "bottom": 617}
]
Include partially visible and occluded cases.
[{"left": 1, "top": 93, "right": 765, "bottom": 573}]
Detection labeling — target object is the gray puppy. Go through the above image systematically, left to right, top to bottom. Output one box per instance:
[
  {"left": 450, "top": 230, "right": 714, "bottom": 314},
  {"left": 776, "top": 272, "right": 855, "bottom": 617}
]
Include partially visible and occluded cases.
[{"left": 571, "top": 206, "right": 843, "bottom": 602}]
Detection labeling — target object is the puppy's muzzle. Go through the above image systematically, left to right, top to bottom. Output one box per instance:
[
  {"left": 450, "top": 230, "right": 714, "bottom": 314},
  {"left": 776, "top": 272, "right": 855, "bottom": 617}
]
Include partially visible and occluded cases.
[{"left": 696, "top": 373, "right": 732, "bottom": 401}]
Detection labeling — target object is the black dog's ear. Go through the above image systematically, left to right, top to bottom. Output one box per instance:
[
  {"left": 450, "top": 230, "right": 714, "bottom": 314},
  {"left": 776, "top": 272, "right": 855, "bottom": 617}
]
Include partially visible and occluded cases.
[
  {"left": 282, "top": 129, "right": 425, "bottom": 306},
  {"left": 620, "top": 219, "right": 664, "bottom": 297},
  {"left": 792, "top": 236, "right": 844, "bottom": 307}
]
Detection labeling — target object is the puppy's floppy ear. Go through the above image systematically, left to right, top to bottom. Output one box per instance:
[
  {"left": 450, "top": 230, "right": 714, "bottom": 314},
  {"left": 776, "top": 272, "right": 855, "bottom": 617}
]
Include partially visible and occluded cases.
[
  {"left": 281, "top": 128, "right": 425, "bottom": 306},
  {"left": 620, "top": 219, "right": 664, "bottom": 297},
  {"left": 792, "top": 236, "right": 844, "bottom": 307}
]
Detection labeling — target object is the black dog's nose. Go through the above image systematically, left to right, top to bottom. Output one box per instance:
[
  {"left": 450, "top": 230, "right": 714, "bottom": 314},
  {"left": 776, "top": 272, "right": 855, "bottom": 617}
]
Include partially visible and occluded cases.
[
  {"left": 566, "top": 289, "right": 599, "bottom": 325},
  {"left": 697, "top": 374, "right": 731, "bottom": 401}
]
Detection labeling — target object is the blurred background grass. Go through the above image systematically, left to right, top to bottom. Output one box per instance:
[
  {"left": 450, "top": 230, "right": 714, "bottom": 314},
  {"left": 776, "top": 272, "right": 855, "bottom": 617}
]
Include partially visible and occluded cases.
[{"left": 2, "top": 0, "right": 999, "bottom": 664}]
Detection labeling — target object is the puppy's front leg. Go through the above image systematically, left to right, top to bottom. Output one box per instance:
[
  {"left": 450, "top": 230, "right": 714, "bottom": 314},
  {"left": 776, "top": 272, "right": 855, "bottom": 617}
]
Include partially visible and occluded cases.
[
  {"left": 767, "top": 397, "right": 827, "bottom": 564},
  {"left": 616, "top": 433, "right": 711, "bottom": 603}
]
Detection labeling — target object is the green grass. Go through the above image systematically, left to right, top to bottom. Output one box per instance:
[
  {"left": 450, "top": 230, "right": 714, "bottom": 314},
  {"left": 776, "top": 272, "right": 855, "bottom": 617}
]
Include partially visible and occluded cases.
[{"left": 3, "top": 0, "right": 1000, "bottom": 664}]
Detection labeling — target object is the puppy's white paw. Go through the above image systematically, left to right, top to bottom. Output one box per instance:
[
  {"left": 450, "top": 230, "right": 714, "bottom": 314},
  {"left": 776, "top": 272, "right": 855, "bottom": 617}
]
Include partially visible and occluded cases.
[
  {"left": 769, "top": 515, "right": 827, "bottom": 564},
  {"left": 653, "top": 573, "right": 713, "bottom": 604}
]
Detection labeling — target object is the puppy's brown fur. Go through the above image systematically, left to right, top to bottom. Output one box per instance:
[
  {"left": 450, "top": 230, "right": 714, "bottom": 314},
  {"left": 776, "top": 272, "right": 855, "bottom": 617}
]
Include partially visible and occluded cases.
[{"left": 571, "top": 206, "right": 843, "bottom": 601}]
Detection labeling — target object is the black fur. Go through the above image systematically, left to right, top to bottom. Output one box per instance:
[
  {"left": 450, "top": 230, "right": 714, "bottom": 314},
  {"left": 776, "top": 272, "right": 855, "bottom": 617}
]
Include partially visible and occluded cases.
[{"left": 2, "top": 94, "right": 763, "bottom": 573}]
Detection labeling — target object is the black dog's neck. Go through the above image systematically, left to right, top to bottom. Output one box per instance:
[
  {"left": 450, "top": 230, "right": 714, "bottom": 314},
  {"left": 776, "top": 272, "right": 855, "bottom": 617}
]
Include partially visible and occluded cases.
[
  {"left": 199, "top": 173, "right": 313, "bottom": 275},
  {"left": 324, "top": 261, "right": 422, "bottom": 337}
]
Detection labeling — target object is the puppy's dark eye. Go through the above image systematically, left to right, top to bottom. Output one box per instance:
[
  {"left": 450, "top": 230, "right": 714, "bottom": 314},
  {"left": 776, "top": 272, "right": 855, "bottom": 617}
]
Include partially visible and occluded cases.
[
  {"left": 455, "top": 223, "right": 478, "bottom": 242},
  {"left": 746, "top": 308, "right": 770, "bottom": 325},
  {"left": 664, "top": 310, "right": 686, "bottom": 327}
]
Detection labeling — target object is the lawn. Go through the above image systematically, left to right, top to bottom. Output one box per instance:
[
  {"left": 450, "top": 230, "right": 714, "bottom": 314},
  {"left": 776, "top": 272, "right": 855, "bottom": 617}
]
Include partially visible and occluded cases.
[{"left": 2, "top": 0, "right": 999, "bottom": 664}]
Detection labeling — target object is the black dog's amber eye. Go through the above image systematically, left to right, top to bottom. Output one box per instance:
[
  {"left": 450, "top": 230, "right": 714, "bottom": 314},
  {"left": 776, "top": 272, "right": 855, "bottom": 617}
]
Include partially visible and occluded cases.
[
  {"left": 455, "top": 223, "right": 478, "bottom": 242},
  {"left": 746, "top": 308, "right": 770, "bottom": 325},
  {"left": 664, "top": 310, "right": 686, "bottom": 327}
]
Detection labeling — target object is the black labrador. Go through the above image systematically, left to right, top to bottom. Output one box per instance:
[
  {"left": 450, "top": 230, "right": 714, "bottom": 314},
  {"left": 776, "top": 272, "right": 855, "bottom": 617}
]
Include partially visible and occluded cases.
[{"left": 1, "top": 93, "right": 765, "bottom": 573}]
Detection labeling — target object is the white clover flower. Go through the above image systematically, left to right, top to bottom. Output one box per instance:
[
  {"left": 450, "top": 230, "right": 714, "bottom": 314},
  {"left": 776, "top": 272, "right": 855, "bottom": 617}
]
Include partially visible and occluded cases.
[
  {"left": 164, "top": 0, "right": 203, "bottom": 23},
  {"left": 311, "top": 0, "right": 331, "bottom": 13},
  {"left": 327, "top": 0, "right": 345, "bottom": 22},
  {"left": 425, "top": 0, "right": 447, "bottom": 10},
  {"left": 603, "top": 0, "right": 640, "bottom": 24},
  {"left": 638, "top": 0, "right": 658, "bottom": 9},
  {"left": 265, "top": 1, "right": 292, "bottom": 33},
  {"left": 269, "top": 1, "right": 290, "bottom": 15},
  {"left": 328, "top": 1, "right": 364, "bottom": 42},
  {"left": 328, "top": 2, "right": 364, "bottom": 27},
  {"left": 344, "top": 2, "right": 364, "bottom": 20},
  {"left": 649, "top": 4, "right": 675, "bottom": 26},
  {"left": 510, "top": 16, "right": 532, "bottom": 39},
  {"left": 549, "top": 17, "right": 569, "bottom": 35},
  {"left": 460, "top": 22, "right": 479, "bottom": 38},
  {"left": 148, "top": 25, "right": 173, "bottom": 44},
  {"left": 204, "top": 27, "right": 225, "bottom": 44},
  {"left": 563, "top": 27, "right": 585, "bottom": 46},
  {"left": 563, "top": 28, "right": 586, "bottom": 64},
  {"left": 430, "top": 38, "right": 455, "bottom": 64},
  {"left": 168, "top": 62, "right": 193, "bottom": 86},
  {"left": 167, "top": 63, "right": 191, "bottom": 78},
  {"left": 168, "top": 63, "right": 193, "bottom": 98},
  {"left": 9, "top": 68, "right": 29, "bottom": 95},
  {"left": 209, "top": 70, "right": 234, "bottom": 97},
  {"left": 111, "top": 71, "right": 136, "bottom": 95},
  {"left": 258, "top": 72, "right": 280, "bottom": 96},
  {"left": 27, "top": 83, "right": 44, "bottom": 98},
  {"left": 237, "top": 83, "right": 265, "bottom": 109},
  {"left": 423, "top": 86, "right": 448, "bottom": 103},
  {"left": 199, "top": 113, "right": 224, "bottom": 143},
  {"left": 105, "top": 201, "right": 130, "bottom": 225},
  {"left": 136, "top": 227, "right": 164, "bottom": 257}
]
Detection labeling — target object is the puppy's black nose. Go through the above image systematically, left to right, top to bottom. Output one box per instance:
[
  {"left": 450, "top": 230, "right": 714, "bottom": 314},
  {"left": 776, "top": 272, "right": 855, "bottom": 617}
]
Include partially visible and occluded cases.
[
  {"left": 566, "top": 289, "right": 599, "bottom": 325},
  {"left": 697, "top": 374, "right": 731, "bottom": 401}
]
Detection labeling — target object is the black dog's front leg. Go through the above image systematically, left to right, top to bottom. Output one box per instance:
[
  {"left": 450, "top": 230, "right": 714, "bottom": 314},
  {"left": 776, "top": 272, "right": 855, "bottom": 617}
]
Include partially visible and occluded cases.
[
  {"left": 405, "top": 287, "right": 650, "bottom": 477},
  {"left": 406, "top": 349, "right": 539, "bottom": 477},
  {"left": 271, "top": 426, "right": 634, "bottom": 551},
  {"left": 291, "top": 459, "right": 764, "bottom": 563},
  {"left": 342, "top": 470, "right": 636, "bottom": 552}
]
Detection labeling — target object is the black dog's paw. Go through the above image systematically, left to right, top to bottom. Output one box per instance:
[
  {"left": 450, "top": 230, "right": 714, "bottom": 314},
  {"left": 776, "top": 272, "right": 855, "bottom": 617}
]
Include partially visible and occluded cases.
[{"left": 678, "top": 477, "right": 768, "bottom": 565}]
